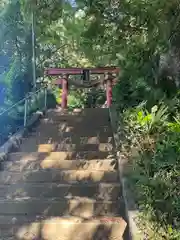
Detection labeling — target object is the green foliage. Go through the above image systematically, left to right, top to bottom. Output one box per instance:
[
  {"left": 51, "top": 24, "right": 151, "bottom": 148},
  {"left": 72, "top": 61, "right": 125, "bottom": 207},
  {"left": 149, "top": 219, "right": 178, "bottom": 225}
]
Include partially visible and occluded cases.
[
  {"left": 0, "top": 0, "right": 33, "bottom": 103},
  {"left": 1, "top": 2, "right": 180, "bottom": 238},
  {"left": 75, "top": 2, "right": 180, "bottom": 237},
  {"left": 52, "top": 87, "right": 62, "bottom": 105},
  {"left": 68, "top": 89, "right": 88, "bottom": 110},
  {"left": 46, "top": 90, "right": 57, "bottom": 109},
  {"left": 95, "top": 91, "right": 106, "bottom": 105},
  {"left": 119, "top": 100, "right": 180, "bottom": 238},
  {"left": 135, "top": 103, "right": 168, "bottom": 134},
  {"left": 168, "top": 116, "right": 180, "bottom": 133},
  {"left": 129, "top": 128, "right": 180, "bottom": 238}
]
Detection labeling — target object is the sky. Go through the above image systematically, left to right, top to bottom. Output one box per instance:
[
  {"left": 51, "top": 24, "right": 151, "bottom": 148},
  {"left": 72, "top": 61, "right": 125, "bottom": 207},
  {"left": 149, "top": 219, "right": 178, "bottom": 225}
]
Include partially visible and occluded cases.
[{"left": 67, "top": 0, "right": 77, "bottom": 7}]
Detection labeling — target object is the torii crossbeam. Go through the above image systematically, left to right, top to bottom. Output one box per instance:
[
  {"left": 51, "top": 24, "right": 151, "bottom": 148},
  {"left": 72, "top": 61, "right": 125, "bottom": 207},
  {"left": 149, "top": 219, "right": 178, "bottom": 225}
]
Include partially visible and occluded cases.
[
  {"left": 45, "top": 67, "right": 120, "bottom": 109},
  {"left": 45, "top": 67, "right": 120, "bottom": 76}
]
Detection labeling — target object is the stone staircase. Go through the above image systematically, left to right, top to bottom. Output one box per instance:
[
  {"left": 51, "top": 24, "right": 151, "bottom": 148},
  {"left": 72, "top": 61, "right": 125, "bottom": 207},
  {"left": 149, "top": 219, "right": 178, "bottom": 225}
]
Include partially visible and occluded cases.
[{"left": 0, "top": 108, "right": 129, "bottom": 240}]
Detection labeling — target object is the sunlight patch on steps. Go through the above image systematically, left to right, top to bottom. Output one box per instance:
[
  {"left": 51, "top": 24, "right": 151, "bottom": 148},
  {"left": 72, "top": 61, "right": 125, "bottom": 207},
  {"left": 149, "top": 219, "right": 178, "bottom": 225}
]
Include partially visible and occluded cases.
[
  {"left": 38, "top": 144, "right": 57, "bottom": 153},
  {"left": 8, "top": 151, "right": 110, "bottom": 163},
  {"left": 40, "top": 158, "right": 116, "bottom": 171},
  {"left": 0, "top": 169, "right": 118, "bottom": 184},
  {"left": 14, "top": 216, "right": 126, "bottom": 240}
]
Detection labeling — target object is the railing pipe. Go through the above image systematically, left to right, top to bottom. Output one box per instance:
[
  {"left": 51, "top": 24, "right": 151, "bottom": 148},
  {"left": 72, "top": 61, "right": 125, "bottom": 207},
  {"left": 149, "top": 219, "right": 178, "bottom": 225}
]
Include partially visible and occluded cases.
[
  {"left": 0, "top": 86, "right": 47, "bottom": 127},
  {"left": 0, "top": 99, "right": 25, "bottom": 117}
]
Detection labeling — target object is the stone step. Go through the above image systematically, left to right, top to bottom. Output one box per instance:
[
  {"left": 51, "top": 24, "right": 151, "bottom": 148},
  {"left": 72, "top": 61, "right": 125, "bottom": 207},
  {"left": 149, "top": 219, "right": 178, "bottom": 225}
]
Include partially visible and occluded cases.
[
  {"left": 0, "top": 107, "right": 128, "bottom": 239},
  {"left": 47, "top": 107, "right": 109, "bottom": 117},
  {"left": 17, "top": 114, "right": 113, "bottom": 152},
  {"left": 41, "top": 115, "right": 110, "bottom": 123},
  {"left": 42, "top": 115, "right": 110, "bottom": 124},
  {"left": 42, "top": 119, "right": 110, "bottom": 133},
  {"left": 37, "top": 122, "right": 111, "bottom": 134},
  {"left": 27, "top": 126, "right": 113, "bottom": 139},
  {"left": 61, "top": 126, "right": 112, "bottom": 135},
  {"left": 25, "top": 133, "right": 113, "bottom": 144},
  {"left": 59, "top": 134, "right": 114, "bottom": 144},
  {"left": 18, "top": 137, "right": 113, "bottom": 153},
  {"left": 18, "top": 140, "right": 113, "bottom": 153},
  {"left": 36, "top": 143, "right": 113, "bottom": 152},
  {"left": 8, "top": 151, "right": 113, "bottom": 162},
  {"left": 3, "top": 158, "right": 117, "bottom": 171},
  {"left": 0, "top": 169, "right": 118, "bottom": 184},
  {"left": 0, "top": 182, "right": 121, "bottom": 201},
  {"left": 0, "top": 198, "right": 122, "bottom": 217},
  {"left": 0, "top": 216, "right": 127, "bottom": 239}
]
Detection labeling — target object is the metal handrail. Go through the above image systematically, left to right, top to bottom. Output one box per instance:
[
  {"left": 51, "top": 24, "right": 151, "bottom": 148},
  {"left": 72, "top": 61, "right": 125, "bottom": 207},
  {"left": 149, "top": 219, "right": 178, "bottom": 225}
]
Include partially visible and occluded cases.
[
  {"left": 0, "top": 86, "right": 47, "bottom": 128},
  {"left": 0, "top": 87, "right": 45, "bottom": 116},
  {"left": 0, "top": 99, "right": 25, "bottom": 117}
]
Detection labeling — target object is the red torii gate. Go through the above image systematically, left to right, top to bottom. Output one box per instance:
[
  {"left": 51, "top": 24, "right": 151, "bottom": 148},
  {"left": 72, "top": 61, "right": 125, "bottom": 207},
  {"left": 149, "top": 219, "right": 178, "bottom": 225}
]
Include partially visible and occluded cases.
[{"left": 45, "top": 67, "right": 120, "bottom": 109}]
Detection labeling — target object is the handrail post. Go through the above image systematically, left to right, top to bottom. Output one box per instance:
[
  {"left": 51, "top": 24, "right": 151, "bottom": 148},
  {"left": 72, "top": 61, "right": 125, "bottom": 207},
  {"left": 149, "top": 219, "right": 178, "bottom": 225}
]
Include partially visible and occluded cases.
[
  {"left": 32, "top": 9, "right": 36, "bottom": 90},
  {"left": 24, "top": 98, "right": 27, "bottom": 127}
]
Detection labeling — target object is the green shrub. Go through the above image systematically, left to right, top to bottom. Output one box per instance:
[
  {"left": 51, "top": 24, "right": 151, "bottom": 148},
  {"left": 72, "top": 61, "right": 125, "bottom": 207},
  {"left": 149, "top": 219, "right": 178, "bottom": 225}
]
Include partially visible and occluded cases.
[
  {"left": 52, "top": 87, "right": 62, "bottom": 105},
  {"left": 68, "top": 89, "right": 88, "bottom": 110},
  {"left": 46, "top": 90, "right": 57, "bottom": 108},
  {"left": 121, "top": 100, "right": 180, "bottom": 239},
  {"left": 130, "top": 129, "right": 180, "bottom": 239}
]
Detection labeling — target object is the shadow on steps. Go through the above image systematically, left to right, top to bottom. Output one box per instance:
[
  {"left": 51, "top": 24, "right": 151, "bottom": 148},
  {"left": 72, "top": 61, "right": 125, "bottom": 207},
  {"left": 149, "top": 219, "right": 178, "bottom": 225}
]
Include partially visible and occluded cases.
[{"left": 0, "top": 108, "right": 130, "bottom": 239}]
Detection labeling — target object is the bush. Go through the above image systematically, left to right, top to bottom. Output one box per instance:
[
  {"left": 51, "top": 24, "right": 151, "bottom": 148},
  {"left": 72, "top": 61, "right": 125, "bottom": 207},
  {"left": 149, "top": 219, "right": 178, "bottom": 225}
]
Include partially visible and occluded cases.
[
  {"left": 68, "top": 89, "right": 88, "bottom": 110},
  {"left": 46, "top": 90, "right": 57, "bottom": 108},
  {"left": 120, "top": 100, "right": 180, "bottom": 239}
]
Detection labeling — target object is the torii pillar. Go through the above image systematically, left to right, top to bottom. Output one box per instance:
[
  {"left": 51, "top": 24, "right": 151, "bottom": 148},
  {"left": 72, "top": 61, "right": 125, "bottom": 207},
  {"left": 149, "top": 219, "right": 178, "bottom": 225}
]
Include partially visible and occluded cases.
[
  {"left": 105, "top": 73, "right": 113, "bottom": 107},
  {"left": 61, "top": 74, "right": 68, "bottom": 109}
]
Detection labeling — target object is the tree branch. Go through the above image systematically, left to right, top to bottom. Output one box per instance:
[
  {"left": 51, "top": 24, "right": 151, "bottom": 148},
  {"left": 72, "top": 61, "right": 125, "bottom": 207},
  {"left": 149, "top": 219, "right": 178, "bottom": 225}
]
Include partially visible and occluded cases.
[{"left": 37, "top": 44, "right": 68, "bottom": 68}]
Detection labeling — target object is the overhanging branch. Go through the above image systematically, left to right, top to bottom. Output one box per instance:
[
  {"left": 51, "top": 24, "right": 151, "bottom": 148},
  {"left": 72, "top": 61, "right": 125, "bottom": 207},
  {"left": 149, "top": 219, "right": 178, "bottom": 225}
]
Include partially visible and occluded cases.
[{"left": 37, "top": 44, "right": 68, "bottom": 68}]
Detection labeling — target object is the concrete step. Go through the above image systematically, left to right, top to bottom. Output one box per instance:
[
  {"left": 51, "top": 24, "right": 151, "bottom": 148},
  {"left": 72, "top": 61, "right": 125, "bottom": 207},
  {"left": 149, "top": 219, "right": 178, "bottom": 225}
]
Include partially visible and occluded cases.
[
  {"left": 0, "top": 107, "right": 128, "bottom": 239},
  {"left": 47, "top": 107, "right": 109, "bottom": 117},
  {"left": 17, "top": 109, "right": 113, "bottom": 152},
  {"left": 43, "top": 109, "right": 110, "bottom": 122},
  {"left": 40, "top": 114, "right": 111, "bottom": 128},
  {"left": 42, "top": 116, "right": 110, "bottom": 124},
  {"left": 38, "top": 121, "right": 111, "bottom": 133},
  {"left": 27, "top": 125, "right": 113, "bottom": 138},
  {"left": 60, "top": 126, "right": 112, "bottom": 135},
  {"left": 26, "top": 133, "right": 114, "bottom": 145},
  {"left": 59, "top": 134, "right": 114, "bottom": 144},
  {"left": 18, "top": 136, "right": 113, "bottom": 152},
  {"left": 19, "top": 142, "right": 113, "bottom": 152},
  {"left": 39, "top": 143, "right": 113, "bottom": 152},
  {"left": 8, "top": 151, "right": 113, "bottom": 162},
  {"left": 3, "top": 158, "right": 117, "bottom": 171},
  {"left": 0, "top": 169, "right": 118, "bottom": 184},
  {"left": 0, "top": 182, "right": 121, "bottom": 201},
  {"left": 0, "top": 198, "right": 123, "bottom": 217},
  {"left": 0, "top": 216, "right": 127, "bottom": 239}
]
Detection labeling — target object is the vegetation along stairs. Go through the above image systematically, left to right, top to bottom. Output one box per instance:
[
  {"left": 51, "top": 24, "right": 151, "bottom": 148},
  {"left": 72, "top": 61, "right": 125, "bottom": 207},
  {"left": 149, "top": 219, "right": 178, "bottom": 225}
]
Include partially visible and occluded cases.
[{"left": 0, "top": 107, "right": 129, "bottom": 240}]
